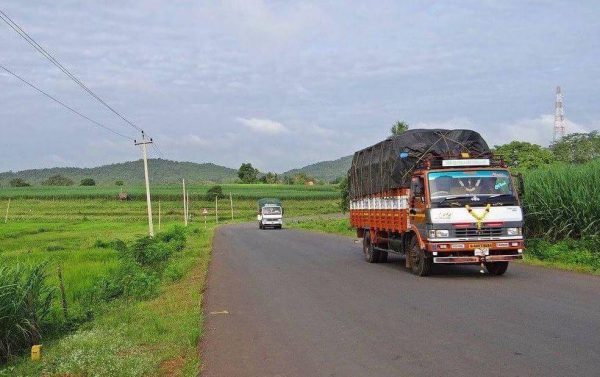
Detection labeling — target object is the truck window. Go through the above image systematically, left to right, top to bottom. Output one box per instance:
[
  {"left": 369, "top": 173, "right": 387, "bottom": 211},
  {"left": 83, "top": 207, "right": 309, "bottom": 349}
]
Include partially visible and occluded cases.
[
  {"left": 428, "top": 170, "right": 514, "bottom": 200},
  {"left": 262, "top": 206, "right": 282, "bottom": 215}
]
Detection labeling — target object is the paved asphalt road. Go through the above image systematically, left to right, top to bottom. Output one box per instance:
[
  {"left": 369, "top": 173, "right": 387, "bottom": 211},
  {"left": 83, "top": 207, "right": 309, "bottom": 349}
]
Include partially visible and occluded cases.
[{"left": 201, "top": 224, "right": 600, "bottom": 377}]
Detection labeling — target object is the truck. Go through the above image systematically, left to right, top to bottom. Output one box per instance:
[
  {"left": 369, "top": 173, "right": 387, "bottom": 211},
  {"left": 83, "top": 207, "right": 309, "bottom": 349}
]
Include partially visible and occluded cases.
[
  {"left": 348, "top": 129, "right": 524, "bottom": 276},
  {"left": 257, "top": 198, "right": 283, "bottom": 229}
]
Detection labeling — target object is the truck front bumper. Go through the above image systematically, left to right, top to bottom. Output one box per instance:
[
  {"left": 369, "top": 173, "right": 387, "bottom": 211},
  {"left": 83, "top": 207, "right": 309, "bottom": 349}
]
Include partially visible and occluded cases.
[{"left": 433, "top": 254, "right": 523, "bottom": 264}]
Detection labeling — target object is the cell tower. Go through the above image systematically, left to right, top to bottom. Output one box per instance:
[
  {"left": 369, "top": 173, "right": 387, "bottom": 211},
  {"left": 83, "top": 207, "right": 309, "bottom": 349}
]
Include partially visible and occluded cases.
[{"left": 553, "top": 86, "right": 565, "bottom": 142}]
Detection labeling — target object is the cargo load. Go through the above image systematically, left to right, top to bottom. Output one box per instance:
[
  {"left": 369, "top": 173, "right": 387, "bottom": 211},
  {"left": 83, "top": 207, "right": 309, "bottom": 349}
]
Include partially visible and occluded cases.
[{"left": 348, "top": 129, "right": 490, "bottom": 199}]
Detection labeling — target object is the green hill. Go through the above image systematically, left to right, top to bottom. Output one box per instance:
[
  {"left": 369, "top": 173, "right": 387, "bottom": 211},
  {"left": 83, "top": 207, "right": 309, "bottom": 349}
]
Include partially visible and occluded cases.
[
  {"left": 283, "top": 155, "right": 352, "bottom": 182},
  {"left": 0, "top": 159, "right": 238, "bottom": 186}
]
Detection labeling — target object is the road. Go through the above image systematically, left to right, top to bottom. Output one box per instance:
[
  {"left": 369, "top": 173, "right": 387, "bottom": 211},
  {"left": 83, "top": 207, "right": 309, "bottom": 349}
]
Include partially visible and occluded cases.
[{"left": 201, "top": 224, "right": 600, "bottom": 377}]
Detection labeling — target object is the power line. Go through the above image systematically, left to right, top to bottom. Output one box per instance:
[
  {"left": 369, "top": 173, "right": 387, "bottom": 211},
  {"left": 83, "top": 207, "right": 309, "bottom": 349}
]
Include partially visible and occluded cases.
[
  {"left": 0, "top": 9, "right": 144, "bottom": 134},
  {"left": 0, "top": 63, "right": 135, "bottom": 141}
]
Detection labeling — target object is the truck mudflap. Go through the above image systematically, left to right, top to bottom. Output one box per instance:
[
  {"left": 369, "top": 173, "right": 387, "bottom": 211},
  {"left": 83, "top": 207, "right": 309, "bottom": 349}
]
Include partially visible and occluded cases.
[{"left": 433, "top": 254, "right": 523, "bottom": 264}]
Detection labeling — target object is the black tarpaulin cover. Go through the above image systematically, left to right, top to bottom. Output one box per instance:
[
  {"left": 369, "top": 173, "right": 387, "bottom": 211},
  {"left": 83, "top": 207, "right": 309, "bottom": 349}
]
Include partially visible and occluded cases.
[{"left": 348, "top": 129, "right": 490, "bottom": 199}]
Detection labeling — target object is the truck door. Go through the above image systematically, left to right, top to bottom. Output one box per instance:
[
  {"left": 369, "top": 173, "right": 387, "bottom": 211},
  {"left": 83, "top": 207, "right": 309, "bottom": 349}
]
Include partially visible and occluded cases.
[{"left": 409, "top": 176, "right": 427, "bottom": 234}]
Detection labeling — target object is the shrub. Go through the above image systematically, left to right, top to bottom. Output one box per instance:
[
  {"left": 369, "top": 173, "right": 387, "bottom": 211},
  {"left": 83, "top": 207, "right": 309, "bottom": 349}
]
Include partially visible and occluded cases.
[
  {"left": 42, "top": 175, "right": 74, "bottom": 186},
  {"left": 9, "top": 178, "right": 30, "bottom": 187},
  {"left": 80, "top": 178, "right": 96, "bottom": 186},
  {"left": 115, "top": 180, "right": 124, "bottom": 186},
  {"left": 206, "top": 185, "right": 225, "bottom": 200},
  {"left": 0, "top": 263, "right": 54, "bottom": 363}
]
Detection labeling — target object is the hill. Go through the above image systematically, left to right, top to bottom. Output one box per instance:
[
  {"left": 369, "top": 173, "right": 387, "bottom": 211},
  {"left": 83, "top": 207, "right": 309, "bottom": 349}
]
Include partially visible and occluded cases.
[
  {"left": 283, "top": 155, "right": 352, "bottom": 182},
  {"left": 0, "top": 159, "right": 238, "bottom": 186}
]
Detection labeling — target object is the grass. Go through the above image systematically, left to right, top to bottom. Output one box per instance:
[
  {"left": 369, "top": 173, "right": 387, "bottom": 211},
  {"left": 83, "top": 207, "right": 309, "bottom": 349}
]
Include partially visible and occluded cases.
[
  {"left": 0, "top": 184, "right": 342, "bottom": 375},
  {"left": 287, "top": 216, "right": 355, "bottom": 237}
]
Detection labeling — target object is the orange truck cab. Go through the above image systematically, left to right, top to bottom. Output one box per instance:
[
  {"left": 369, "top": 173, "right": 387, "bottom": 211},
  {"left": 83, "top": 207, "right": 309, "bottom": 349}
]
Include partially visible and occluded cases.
[{"left": 349, "top": 130, "right": 524, "bottom": 276}]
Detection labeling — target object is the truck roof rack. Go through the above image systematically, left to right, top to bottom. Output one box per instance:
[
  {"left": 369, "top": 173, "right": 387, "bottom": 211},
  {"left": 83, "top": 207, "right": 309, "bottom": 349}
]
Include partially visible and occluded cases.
[{"left": 417, "top": 153, "right": 507, "bottom": 170}]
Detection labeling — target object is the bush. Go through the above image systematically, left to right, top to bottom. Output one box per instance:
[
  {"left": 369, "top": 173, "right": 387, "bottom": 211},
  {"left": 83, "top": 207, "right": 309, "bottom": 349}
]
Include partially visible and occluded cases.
[
  {"left": 42, "top": 175, "right": 73, "bottom": 186},
  {"left": 9, "top": 178, "right": 30, "bottom": 187},
  {"left": 80, "top": 178, "right": 96, "bottom": 186},
  {"left": 115, "top": 180, "right": 124, "bottom": 186},
  {"left": 206, "top": 185, "right": 225, "bottom": 200},
  {"left": 526, "top": 238, "right": 600, "bottom": 272},
  {"left": 0, "top": 263, "right": 54, "bottom": 363}
]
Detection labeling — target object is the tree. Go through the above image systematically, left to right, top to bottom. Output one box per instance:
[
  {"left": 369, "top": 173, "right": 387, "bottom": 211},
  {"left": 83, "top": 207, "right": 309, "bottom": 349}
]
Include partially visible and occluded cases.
[
  {"left": 391, "top": 121, "right": 409, "bottom": 136},
  {"left": 551, "top": 132, "right": 600, "bottom": 164},
  {"left": 493, "top": 141, "right": 555, "bottom": 170},
  {"left": 238, "top": 163, "right": 259, "bottom": 183},
  {"left": 259, "top": 172, "right": 279, "bottom": 184},
  {"left": 41, "top": 174, "right": 73, "bottom": 186},
  {"left": 338, "top": 176, "right": 349, "bottom": 213},
  {"left": 9, "top": 178, "right": 30, "bottom": 187},
  {"left": 80, "top": 178, "right": 96, "bottom": 186},
  {"left": 115, "top": 180, "right": 124, "bottom": 186},
  {"left": 206, "top": 185, "right": 225, "bottom": 200}
]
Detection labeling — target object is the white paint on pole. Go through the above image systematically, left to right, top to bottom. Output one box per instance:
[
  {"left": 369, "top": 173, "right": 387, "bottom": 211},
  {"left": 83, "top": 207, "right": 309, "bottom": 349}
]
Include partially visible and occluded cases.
[
  {"left": 135, "top": 132, "right": 154, "bottom": 237},
  {"left": 182, "top": 179, "right": 188, "bottom": 226},
  {"left": 230, "top": 192, "right": 234, "bottom": 221},
  {"left": 215, "top": 195, "right": 219, "bottom": 224},
  {"left": 4, "top": 198, "right": 10, "bottom": 224}
]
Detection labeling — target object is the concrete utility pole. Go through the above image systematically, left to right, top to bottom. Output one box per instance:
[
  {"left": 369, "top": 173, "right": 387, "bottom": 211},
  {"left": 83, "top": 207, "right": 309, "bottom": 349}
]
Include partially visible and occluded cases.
[
  {"left": 135, "top": 132, "right": 154, "bottom": 237},
  {"left": 182, "top": 179, "right": 188, "bottom": 226},
  {"left": 230, "top": 192, "right": 234, "bottom": 221},
  {"left": 215, "top": 195, "right": 219, "bottom": 224},
  {"left": 4, "top": 198, "right": 10, "bottom": 223}
]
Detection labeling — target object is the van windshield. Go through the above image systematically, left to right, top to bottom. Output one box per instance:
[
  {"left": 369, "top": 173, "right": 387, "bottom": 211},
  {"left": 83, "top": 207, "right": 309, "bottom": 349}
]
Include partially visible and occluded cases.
[
  {"left": 428, "top": 170, "right": 514, "bottom": 201},
  {"left": 262, "top": 206, "right": 282, "bottom": 215}
]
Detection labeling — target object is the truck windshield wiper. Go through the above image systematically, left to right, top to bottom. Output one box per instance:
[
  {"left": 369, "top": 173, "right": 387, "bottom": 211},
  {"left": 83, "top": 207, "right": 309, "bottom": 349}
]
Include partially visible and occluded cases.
[{"left": 436, "top": 195, "right": 473, "bottom": 206}]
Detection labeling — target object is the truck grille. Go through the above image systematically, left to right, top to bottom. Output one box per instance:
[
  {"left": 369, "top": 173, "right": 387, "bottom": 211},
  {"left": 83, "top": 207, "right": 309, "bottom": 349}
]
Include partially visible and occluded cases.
[{"left": 454, "top": 227, "right": 503, "bottom": 237}]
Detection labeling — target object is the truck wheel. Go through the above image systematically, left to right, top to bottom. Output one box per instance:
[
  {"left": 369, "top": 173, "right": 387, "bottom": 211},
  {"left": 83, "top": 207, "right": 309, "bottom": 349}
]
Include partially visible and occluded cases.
[
  {"left": 259, "top": 222, "right": 263, "bottom": 230},
  {"left": 363, "top": 232, "right": 380, "bottom": 263},
  {"left": 409, "top": 237, "right": 432, "bottom": 276},
  {"left": 379, "top": 251, "right": 388, "bottom": 263},
  {"left": 485, "top": 262, "right": 509, "bottom": 276}
]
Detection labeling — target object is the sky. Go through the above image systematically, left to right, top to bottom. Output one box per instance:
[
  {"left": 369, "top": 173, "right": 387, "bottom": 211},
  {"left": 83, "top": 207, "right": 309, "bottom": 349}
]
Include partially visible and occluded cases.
[{"left": 1, "top": 0, "right": 599, "bottom": 173}]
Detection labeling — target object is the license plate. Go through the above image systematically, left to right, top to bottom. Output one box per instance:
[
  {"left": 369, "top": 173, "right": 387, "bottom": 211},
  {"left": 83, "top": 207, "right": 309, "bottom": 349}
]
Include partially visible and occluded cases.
[
  {"left": 469, "top": 243, "right": 493, "bottom": 249},
  {"left": 474, "top": 248, "right": 490, "bottom": 256}
]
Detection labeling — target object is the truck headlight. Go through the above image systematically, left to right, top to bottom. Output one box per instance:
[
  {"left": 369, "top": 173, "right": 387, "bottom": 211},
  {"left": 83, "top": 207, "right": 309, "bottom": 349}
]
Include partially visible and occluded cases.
[
  {"left": 507, "top": 227, "right": 522, "bottom": 236},
  {"left": 429, "top": 229, "right": 449, "bottom": 238}
]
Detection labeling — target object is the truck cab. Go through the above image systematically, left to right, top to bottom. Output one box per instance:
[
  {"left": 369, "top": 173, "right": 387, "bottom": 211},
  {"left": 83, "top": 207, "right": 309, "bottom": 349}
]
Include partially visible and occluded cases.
[
  {"left": 408, "top": 157, "right": 524, "bottom": 275},
  {"left": 257, "top": 199, "right": 283, "bottom": 229}
]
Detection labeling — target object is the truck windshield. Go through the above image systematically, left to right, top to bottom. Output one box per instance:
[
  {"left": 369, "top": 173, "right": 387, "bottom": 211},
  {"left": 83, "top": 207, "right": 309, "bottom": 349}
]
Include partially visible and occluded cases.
[
  {"left": 428, "top": 170, "right": 514, "bottom": 201},
  {"left": 262, "top": 206, "right": 282, "bottom": 215}
]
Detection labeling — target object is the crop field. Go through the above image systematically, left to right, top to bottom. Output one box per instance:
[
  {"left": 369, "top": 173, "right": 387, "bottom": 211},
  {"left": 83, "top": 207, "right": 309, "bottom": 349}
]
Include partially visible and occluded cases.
[
  {"left": 0, "top": 183, "right": 339, "bottom": 200},
  {"left": 0, "top": 184, "right": 341, "bottom": 375}
]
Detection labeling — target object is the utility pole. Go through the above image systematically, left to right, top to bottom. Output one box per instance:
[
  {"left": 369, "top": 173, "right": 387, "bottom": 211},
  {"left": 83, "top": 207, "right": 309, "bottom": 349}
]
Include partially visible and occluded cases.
[
  {"left": 135, "top": 132, "right": 154, "bottom": 237},
  {"left": 182, "top": 179, "right": 188, "bottom": 226},
  {"left": 187, "top": 190, "right": 190, "bottom": 224},
  {"left": 230, "top": 192, "right": 234, "bottom": 221},
  {"left": 215, "top": 195, "right": 219, "bottom": 224},
  {"left": 4, "top": 198, "right": 10, "bottom": 223}
]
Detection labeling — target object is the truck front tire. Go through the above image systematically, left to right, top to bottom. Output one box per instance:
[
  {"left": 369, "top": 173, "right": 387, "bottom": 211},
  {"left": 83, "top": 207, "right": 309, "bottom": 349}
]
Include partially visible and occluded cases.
[
  {"left": 409, "top": 237, "right": 432, "bottom": 276},
  {"left": 485, "top": 262, "right": 509, "bottom": 275}
]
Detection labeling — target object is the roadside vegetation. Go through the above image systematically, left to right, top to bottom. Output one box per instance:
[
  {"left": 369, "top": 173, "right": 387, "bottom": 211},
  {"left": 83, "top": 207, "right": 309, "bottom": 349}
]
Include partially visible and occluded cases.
[{"left": 0, "top": 185, "right": 342, "bottom": 375}]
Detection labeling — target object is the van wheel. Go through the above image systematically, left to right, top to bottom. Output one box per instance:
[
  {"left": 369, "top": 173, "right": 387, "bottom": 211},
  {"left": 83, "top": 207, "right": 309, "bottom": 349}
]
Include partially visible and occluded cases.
[
  {"left": 363, "top": 232, "right": 380, "bottom": 263},
  {"left": 409, "top": 237, "right": 432, "bottom": 276},
  {"left": 485, "top": 262, "right": 509, "bottom": 276}
]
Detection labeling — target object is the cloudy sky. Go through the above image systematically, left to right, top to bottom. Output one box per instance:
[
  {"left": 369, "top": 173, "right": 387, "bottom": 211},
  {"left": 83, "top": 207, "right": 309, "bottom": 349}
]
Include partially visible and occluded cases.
[{"left": 1, "top": 0, "right": 599, "bottom": 172}]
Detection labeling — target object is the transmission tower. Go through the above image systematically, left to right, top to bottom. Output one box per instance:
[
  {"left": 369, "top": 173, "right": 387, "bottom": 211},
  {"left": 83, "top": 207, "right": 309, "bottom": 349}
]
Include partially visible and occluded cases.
[{"left": 553, "top": 86, "right": 565, "bottom": 142}]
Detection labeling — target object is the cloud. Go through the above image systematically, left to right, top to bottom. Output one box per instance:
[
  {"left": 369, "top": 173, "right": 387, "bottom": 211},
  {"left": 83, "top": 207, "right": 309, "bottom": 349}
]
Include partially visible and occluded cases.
[
  {"left": 413, "top": 115, "right": 599, "bottom": 147},
  {"left": 236, "top": 117, "right": 287, "bottom": 134}
]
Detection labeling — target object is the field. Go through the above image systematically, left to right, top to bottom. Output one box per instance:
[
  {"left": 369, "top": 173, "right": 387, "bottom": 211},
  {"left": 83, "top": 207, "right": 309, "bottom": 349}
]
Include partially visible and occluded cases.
[{"left": 0, "top": 184, "right": 341, "bottom": 375}]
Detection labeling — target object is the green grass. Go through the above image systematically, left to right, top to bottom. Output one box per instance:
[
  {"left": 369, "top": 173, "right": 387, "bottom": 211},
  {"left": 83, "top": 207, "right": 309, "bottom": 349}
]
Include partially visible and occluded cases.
[
  {"left": 523, "top": 159, "right": 600, "bottom": 240},
  {"left": 0, "top": 183, "right": 340, "bottom": 200},
  {"left": 0, "top": 184, "right": 342, "bottom": 375},
  {"left": 287, "top": 217, "right": 355, "bottom": 237}
]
